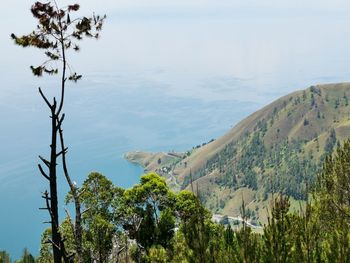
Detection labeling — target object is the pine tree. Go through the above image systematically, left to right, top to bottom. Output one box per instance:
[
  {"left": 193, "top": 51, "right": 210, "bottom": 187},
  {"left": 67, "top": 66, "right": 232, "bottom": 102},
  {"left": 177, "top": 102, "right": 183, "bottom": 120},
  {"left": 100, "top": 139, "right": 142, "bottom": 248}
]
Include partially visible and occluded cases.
[
  {"left": 12, "top": 2, "right": 105, "bottom": 262},
  {"left": 317, "top": 139, "right": 350, "bottom": 262},
  {"left": 262, "top": 194, "right": 292, "bottom": 263},
  {"left": 15, "top": 248, "right": 35, "bottom": 263},
  {"left": 0, "top": 251, "right": 11, "bottom": 263}
]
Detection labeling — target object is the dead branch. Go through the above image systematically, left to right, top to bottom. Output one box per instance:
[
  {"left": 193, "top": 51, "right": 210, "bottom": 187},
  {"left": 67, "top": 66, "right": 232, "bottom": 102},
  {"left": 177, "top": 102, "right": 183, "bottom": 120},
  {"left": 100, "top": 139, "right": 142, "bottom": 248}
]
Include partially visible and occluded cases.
[
  {"left": 38, "top": 87, "right": 53, "bottom": 109},
  {"left": 38, "top": 164, "right": 50, "bottom": 181}
]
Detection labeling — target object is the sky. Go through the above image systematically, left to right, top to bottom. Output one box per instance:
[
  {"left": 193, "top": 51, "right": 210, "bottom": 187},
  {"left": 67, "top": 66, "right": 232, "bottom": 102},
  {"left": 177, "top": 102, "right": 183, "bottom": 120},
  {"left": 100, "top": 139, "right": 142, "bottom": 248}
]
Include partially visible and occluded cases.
[
  {"left": 2, "top": 0, "right": 350, "bottom": 258},
  {"left": 3, "top": 0, "right": 350, "bottom": 96}
]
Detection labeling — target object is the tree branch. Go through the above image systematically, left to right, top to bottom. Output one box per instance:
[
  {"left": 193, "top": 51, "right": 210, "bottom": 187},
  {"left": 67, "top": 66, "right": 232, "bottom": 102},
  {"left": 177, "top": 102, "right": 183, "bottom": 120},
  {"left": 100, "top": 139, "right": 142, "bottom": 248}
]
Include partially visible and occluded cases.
[
  {"left": 57, "top": 14, "right": 67, "bottom": 116},
  {"left": 38, "top": 87, "right": 52, "bottom": 109},
  {"left": 53, "top": 97, "right": 57, "bottom": 111},
  {"left": 58, "top": 113, "right": 65, "bottom": 128},
  {"left": 58, "top": 117, "right": 84, "bottom": 263},
  {"left": 56, "top": 147, "right": 68, "bottom": 157},
  {"left": 39, "top": 155, "right": 51, "bottom": 168},
  {"left": 38, "top": 164, "right": 50, "bottom": 181},
  {"left": 42, "top": 194, "right": 51, "bottom": 200},
  {"left": 64, "top": 208, "right": 77, "bottom": 240},
  {"left": 82, "top": 208, "right": 90, "bottom": 215},
  {"left": 48, "top": 239, "right": 61, "bottom": 251}
]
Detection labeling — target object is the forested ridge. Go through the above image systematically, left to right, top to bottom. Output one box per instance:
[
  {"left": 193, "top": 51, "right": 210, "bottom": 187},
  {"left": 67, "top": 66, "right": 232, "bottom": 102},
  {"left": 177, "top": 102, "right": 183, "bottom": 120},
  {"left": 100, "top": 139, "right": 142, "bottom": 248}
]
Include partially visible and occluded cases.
[{"left": 130, "top": 83, "right": 350, "bottom": 225}]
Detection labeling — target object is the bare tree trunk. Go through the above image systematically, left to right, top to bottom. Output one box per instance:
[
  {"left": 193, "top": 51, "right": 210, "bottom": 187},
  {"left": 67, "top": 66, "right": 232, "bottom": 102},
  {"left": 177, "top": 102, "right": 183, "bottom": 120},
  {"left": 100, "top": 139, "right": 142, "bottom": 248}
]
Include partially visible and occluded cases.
[
  {"left": 38, "top": 93, "right": 75, "bottom": 263},
  {"left": 38, "top": 94, "right": 63, "bottom": 263},
  {"left": 50, "top": 109, "right": 61, "bottom": 263},
  {"left": 58, "top": 125, "right": 84, "bottom": 263}
]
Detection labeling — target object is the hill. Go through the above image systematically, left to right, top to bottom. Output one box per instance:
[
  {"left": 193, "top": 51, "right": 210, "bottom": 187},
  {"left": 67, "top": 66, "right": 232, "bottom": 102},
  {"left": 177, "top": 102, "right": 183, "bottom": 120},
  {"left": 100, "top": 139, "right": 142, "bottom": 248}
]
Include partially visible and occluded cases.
[{"left": 125, "top": 83, "right": 350, "bottom": 225}]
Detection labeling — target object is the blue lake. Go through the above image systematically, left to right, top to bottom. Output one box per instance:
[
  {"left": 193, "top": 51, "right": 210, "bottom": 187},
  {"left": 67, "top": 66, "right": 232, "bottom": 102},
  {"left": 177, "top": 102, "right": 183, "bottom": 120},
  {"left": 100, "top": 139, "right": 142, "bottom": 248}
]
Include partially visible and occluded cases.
[
  {"left": 2, "top": 69, "right": 350, "bottom": 260},
  {"left": 0, "top": 73, "right": 261, "bottom": 259}
]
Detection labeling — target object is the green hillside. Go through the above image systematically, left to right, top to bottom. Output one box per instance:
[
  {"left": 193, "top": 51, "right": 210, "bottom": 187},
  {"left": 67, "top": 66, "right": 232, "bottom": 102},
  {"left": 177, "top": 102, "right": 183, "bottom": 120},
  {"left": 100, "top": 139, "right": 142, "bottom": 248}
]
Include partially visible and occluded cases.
[{"left": 126, "top": 83, "right": 350, "bottom": 224}]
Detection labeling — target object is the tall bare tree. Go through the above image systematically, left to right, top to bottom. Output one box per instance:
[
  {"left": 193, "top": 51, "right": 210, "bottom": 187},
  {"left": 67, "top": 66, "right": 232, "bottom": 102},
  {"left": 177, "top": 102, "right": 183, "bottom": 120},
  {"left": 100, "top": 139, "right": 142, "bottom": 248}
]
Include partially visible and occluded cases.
[{"left": 11, "top": 2, "right": 105, "bottom": 262}]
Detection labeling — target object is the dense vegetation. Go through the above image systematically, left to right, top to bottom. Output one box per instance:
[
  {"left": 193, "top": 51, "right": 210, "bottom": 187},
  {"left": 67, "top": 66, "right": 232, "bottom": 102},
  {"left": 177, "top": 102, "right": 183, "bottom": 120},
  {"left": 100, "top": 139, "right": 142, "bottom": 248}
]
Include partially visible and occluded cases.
[
  {"left": 125, "top": 84, "right": 350, "bottom": 225},
  {"left": 3, "top": 140, "right": 350, "bottom": 262}
]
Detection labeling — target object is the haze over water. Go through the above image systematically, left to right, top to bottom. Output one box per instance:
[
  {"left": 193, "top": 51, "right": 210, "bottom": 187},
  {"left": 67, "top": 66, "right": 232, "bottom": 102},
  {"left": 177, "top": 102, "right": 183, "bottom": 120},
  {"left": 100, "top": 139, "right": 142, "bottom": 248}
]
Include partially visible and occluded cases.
[{"left": 2, "top": 0, "right": 350, "bottom": 259}]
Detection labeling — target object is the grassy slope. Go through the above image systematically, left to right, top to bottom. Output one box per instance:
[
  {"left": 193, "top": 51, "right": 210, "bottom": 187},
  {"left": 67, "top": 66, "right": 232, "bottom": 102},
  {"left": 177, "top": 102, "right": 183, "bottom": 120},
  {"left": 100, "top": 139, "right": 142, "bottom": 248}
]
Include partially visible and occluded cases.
[{"left": 126, "top": 83, "right": 350, "bottom": 224}]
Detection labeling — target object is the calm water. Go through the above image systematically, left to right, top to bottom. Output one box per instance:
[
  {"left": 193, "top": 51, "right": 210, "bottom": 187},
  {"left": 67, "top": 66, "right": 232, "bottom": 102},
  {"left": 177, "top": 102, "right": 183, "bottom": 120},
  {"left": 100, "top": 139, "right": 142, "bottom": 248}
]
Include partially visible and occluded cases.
[
  {"left": 1, "top": 71, "right": 349, "bottom": 259},
  {"left": 0, "top": 73, "right": 258, "bottom": 259}
]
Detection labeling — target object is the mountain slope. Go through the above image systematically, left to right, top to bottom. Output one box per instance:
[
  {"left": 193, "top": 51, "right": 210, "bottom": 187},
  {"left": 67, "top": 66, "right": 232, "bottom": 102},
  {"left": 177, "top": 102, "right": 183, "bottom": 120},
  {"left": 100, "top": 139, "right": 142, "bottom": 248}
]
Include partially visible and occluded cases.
[{"left": 126, "top": 83, "right": 350, "bottom": 224}]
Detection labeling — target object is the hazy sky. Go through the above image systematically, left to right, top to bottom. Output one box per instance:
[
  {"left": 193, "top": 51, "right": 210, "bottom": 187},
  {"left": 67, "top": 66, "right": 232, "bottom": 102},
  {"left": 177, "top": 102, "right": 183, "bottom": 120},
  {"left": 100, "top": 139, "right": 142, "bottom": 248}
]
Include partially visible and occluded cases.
[{"left": 3, "top": 0, "right": 350, "bottom": 104}]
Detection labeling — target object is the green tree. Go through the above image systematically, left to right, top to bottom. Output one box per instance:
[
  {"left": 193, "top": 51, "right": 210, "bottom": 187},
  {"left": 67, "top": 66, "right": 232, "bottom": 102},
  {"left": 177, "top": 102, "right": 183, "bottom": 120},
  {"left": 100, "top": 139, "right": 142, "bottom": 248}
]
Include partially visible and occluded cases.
[
  {"left": 12, "top": 2, "right": 105, "bottom": 262},
  {"left": 324, "top": 128, "right": 337, "bottom": 155},
  {"left": 316, "top": 139, "right": 350, "bottom": 262},
  {"left": 318, "top": 139, "right": 350, "bottom": 224},
  {"left": 77, "top": 172, "right": 117, "bottom": 263},
  {"left": 115, "top": 173, "right": 176, "bottom": 252},
  {"left": 175, "top": 190, "right": 212, "bottom": 263},
  {"left": 262, "top": 194, "right": 293, "bottom": 263},
  {"left": 234, "top": 199, "right": 261, "bottom": 263},
  {"left": 290, "top": 202, "right": 322, "bottom": 263},
  {"left": 158, "top": 208, "right": 176, "bottom": 248},
  {"left": 37, "top": 228, "right": 54, "bottom": 263},
  {"left": 170, "top": 232, "right": 193, "bottom": 263},
  {"left": 145, "top": 246, "right": 168, "bottom": 263},
  {"left": 15, "top": 249, "right": 35, "bottom": 263},
  {"left": 0, "top": 251, "right": 11, "bottom": 263}
]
